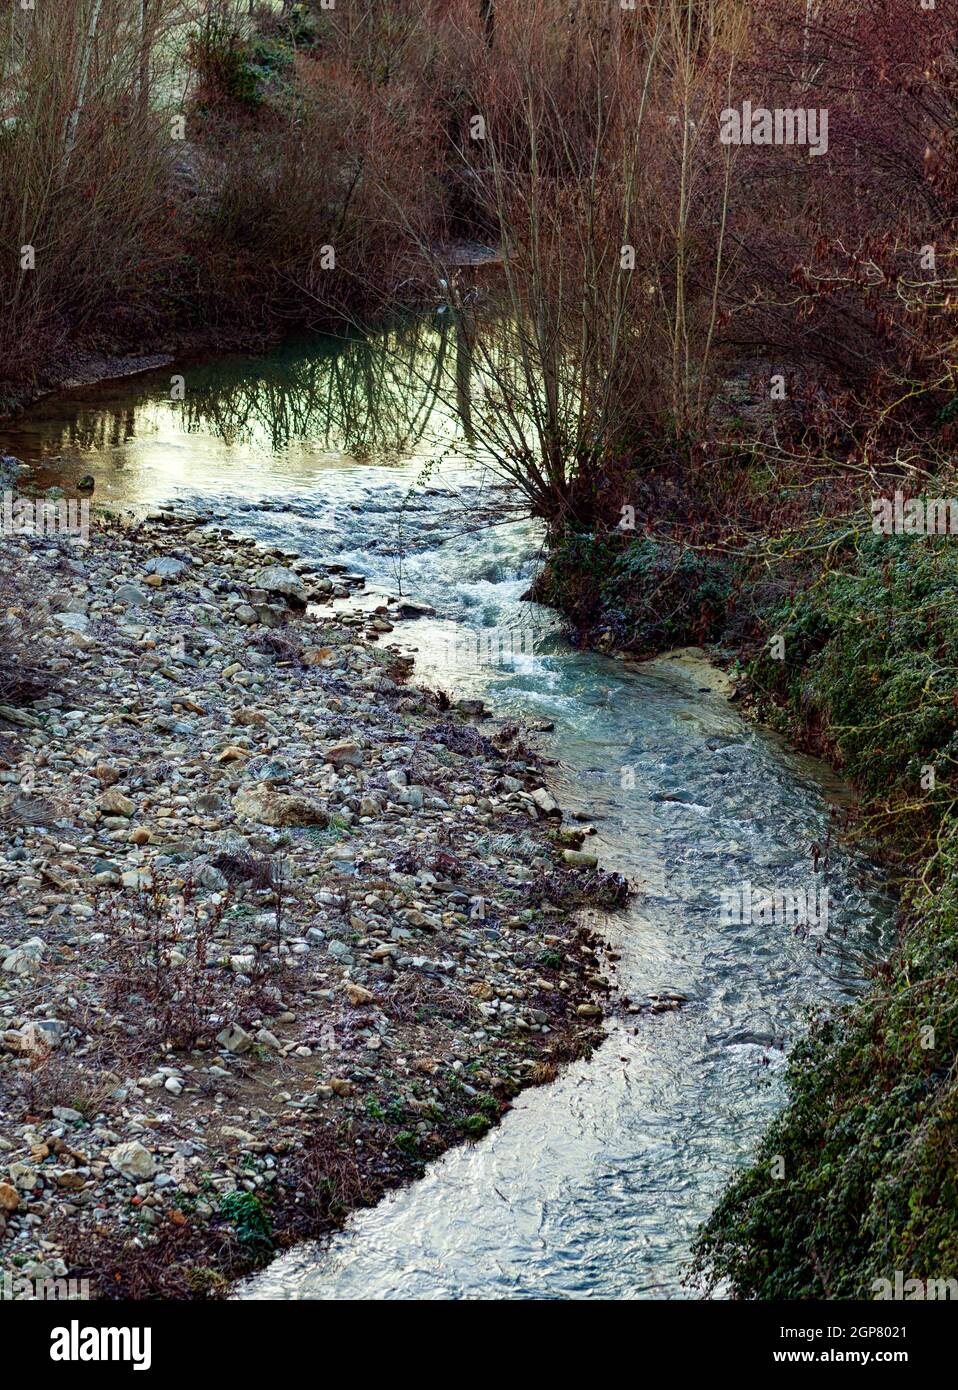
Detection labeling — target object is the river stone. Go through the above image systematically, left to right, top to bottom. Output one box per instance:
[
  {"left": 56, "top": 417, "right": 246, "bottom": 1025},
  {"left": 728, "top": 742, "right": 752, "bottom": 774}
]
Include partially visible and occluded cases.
[
  {"left": 144, "top": 555, "right": 191, "bottom": 579},
  {"left": 254, "top": 566, "right": 306, "bottom": 604},
  {"left": 115, "top": 584, "right": 151, "bottom": 607},
  {"left": 394, "top": 598, "right": 436, "bottom": 617},
  {"left": 252, "top": 602, "right": 287, "bottom": 627},
  {"left": 52, "top": 611, "right": 90, "bottom": 634},
  {"left": 303, "top": 647, "right": 336, "bottom": 667},
  {"left": 455, "top": 698, "right": 485, "bottom": 716},
  {"left": 0, "top": 704, "right": 41, "bottom": 729},
  {"left": 233, "top": 708, "right": 268, "bottom": 727},
  {"left": 324, "top": 741, "right": 362, "bottom": 767},
  {"left": 232, "top": 784, "right": 329, "bottom": 828},
  {"left": 531, "top": 786, "right": 560, "bottom": 816},
  {"left": 556, "top": 826, "right": 584, "bottom": 846},
  {"left": 562, "top": 849, "right": 598, "bottom": 868},
  {"left": 194, "top": 862, "right": 229, "bottom": 892},
  {"left": 121, "top": 869, "right": 153, "bottom": 891},
  {"left": 2, "top": 938, "right": 45, "bottom": 976},
  {"left": 18, "top": 1020, "right": 64, "bottom": 1056},
  {"left": 216, "top": 1023, "right": 253, "bottom": 1054},
  {"left": 108, "top": 1141, "right": 155, "bottom": 1182}
]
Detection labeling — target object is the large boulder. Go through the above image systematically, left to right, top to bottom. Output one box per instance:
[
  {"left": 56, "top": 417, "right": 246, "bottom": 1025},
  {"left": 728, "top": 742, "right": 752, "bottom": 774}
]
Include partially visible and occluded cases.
[
  {"left": 254, "top": 566, "right": 306, "bottom": 607},
  {"left": 232, "top": 783, "right": 329, "bottom": 828},
  {"left": 2, "top": 938, "right": 45, "bottom": 977},
  {"left": 108, "top": 1141, "right": 156, "bottom": 1183}
]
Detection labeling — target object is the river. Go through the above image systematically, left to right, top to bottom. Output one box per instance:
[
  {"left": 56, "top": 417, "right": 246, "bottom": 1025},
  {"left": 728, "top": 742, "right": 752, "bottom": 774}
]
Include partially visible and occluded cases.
[{"left": 3, "top": 319, "right": 896, "bottom": 1299}]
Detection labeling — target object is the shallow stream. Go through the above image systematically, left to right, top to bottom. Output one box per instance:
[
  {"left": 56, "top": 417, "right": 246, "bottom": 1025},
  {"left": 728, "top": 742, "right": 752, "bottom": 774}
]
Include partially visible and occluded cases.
[{"left": 5, "top": 322, "right": 895, "bottom": 1299}]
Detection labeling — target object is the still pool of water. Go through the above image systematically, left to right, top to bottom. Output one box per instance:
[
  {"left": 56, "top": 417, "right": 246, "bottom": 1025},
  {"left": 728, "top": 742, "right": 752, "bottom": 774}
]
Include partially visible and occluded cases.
[{"left": 3, "top": 320, "right": 896, "bottom": 1299}]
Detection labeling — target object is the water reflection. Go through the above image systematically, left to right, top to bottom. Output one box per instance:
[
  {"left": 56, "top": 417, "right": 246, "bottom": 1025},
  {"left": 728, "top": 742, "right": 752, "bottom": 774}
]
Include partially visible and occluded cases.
[
  {"left": 3, "top": 315, "right": 481, "bottom": 506},
  {"left": 177, "top": 318, "right": 459, "bottom": 458}
]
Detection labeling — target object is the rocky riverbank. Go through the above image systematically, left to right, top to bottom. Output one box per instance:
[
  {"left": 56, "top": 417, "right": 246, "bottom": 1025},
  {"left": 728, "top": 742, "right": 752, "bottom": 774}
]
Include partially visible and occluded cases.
[{"left": 0, "top": 501, "right": 623, "bottom": 1299}]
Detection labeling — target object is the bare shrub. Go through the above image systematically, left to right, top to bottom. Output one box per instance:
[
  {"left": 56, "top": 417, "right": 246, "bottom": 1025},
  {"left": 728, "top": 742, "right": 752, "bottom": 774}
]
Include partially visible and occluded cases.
[
  {"left": 0, "top": 1, "right": 187, "bottom": 393},
  {"left": 0, "top": 559, "right": 51, "bottom": 706}
]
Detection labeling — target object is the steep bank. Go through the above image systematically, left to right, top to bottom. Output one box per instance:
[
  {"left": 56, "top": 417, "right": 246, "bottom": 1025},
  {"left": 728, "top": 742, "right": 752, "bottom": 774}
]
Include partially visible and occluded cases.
[
  {"left": 0, "top": 504, "right": 617, "bottom": 1299},
  {"left": 537, "top": 519, "right": 958, "bottom": 1297}
]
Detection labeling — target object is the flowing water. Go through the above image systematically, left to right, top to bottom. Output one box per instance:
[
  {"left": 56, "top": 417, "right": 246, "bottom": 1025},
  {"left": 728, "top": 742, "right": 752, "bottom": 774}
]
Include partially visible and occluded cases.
[{"left": 5, "top": 320, "right": 896, "bottom": 1300}]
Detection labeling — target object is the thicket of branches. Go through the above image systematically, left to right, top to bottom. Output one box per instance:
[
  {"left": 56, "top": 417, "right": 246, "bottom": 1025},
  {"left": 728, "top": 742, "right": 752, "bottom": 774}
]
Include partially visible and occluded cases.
[{"left": 2, "top": 0, "right": 956, "bottom": 520}]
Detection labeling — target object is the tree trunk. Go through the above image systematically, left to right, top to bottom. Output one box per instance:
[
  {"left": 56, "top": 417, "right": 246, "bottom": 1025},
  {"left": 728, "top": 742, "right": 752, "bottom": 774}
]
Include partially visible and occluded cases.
[
  {"left": 61, "top": 0, "right": 104, "bottom": 182},
  {"left": 137, "top": 0, "right": 150, "bottom": 118}
]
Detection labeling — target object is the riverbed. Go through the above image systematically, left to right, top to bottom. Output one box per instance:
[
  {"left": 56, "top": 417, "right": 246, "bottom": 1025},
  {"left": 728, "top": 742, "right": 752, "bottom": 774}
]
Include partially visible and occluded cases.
[{"left": 4, "top": 320, "right": 896, "bottom": 1299}]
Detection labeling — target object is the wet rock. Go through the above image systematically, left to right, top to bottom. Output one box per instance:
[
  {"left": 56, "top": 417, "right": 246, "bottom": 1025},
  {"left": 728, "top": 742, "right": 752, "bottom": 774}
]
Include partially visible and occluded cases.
[
  {"left": 394, "top": 598, "right": 436, "bottom": 617},
  {"left": 455, "top": 698, "right": 485, "bottom": 717},
  {"left": 531, "top": 787, "right": 559, "bottom": 816},
  {"left": 556, "top": 826, "right": 584, "bottom": 847},
  {"left": 562, "top": 849, "right": 599, "bottom": 868}
]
